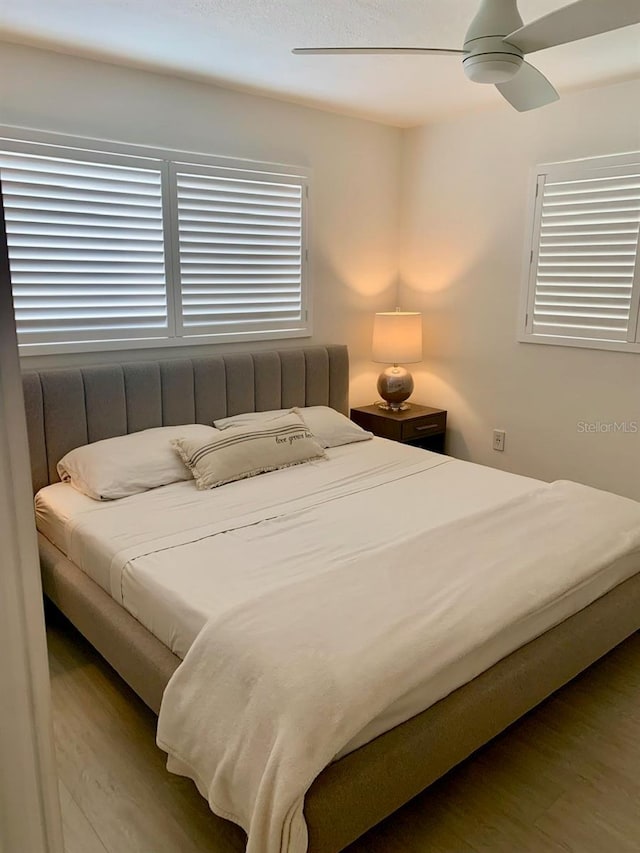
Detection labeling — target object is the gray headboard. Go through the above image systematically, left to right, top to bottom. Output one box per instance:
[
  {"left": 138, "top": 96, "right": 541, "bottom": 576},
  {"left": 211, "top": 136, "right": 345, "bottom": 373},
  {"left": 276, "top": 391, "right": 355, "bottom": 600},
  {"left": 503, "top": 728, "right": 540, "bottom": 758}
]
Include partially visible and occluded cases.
[{"left": 22, "top": 345, "right": 349, "bottom": 494}]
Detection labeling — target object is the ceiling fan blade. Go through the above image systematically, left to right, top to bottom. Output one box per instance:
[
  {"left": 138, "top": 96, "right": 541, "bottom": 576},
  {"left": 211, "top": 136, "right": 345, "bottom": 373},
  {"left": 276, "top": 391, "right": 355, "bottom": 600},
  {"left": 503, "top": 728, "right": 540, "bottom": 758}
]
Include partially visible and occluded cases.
[
  {"left": 505, "top": 0, "right": 640, "bottom": 55},
  {"left": 292, "top": 47, "right": 465, "bottom": 56},
  {"left": 496, "top": 62, "right": 559, "bottom": 112}
]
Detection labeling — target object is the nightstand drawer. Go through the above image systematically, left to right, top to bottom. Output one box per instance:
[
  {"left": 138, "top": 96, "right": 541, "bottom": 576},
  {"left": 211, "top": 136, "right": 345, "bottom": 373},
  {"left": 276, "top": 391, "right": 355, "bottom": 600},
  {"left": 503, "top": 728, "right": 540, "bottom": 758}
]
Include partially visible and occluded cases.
[
  {"left": 350, "top": 404, "right": 448, "bottom": 453},
  {"left": 402, "top": 413, "right": 446, "bottom": 442}
]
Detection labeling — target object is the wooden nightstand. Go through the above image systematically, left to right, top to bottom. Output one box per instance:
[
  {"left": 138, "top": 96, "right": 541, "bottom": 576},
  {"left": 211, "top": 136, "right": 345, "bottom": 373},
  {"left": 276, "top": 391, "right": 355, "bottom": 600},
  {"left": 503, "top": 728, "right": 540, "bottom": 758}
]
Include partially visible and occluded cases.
[{"left": 350, "top": 404, "right": 447, "bottom": 453}]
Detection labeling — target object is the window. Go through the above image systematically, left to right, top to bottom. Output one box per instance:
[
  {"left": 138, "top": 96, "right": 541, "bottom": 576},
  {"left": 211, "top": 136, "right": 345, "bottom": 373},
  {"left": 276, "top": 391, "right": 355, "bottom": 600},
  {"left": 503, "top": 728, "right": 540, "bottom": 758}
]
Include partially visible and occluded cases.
[
  {"left": 0, "top": 131, "right": 310, "bottom": 355},
  {"left": 1, "top": 145, "right": 169, "bottom": 348},
  {"left": 519, "top": 152, "right": 640, "bottom": 354},
  {"left": 170, "top": 163, "right": 305, "bottom": 339}
]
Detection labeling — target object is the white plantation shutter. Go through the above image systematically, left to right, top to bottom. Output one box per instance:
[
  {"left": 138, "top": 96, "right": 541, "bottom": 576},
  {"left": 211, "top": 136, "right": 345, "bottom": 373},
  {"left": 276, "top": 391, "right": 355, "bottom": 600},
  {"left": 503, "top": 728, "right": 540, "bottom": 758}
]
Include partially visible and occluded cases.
[
  {"left": 0, "top": 132, "right": 311, "bottom": 354},
  {"left": 0, "top": 145, "right": 168, "bottom": 347},
  {"left": 522, "top": 154, "right": 640, "bottom": 352},
  {"left": 171, "top": 164, "right": 307, "bottom": 338}
]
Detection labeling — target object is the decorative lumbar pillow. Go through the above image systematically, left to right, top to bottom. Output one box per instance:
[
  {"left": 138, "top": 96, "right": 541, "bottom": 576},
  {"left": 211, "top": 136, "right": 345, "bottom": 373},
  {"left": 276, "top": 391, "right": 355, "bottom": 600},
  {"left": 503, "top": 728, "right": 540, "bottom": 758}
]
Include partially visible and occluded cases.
[
  {"left": 214, "top": 406, "right": 372, "bottom": 449},
  {"left": 173, "top": 412, "right": 326, "bottom": 489},
  {"left": 57, "top": 424, "right": 218, "bottom": 501}
]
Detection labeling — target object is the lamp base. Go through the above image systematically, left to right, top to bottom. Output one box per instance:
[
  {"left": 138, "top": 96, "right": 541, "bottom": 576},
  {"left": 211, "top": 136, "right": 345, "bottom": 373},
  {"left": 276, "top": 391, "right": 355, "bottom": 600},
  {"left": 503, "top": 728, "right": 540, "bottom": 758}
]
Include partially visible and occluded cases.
[
  {"left": 376, "top": 365, "right": 414, "bottom": 412},
  {"left": 377, "top": 400, "right": 412, "bottom": 412}
]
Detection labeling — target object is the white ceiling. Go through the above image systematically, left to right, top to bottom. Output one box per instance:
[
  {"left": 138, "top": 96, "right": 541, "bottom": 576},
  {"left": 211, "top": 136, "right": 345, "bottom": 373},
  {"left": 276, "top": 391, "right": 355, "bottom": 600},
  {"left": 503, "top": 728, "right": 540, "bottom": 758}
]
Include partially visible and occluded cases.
[{"left": 1, "top": 0, "right": 638, "bottom": 126}]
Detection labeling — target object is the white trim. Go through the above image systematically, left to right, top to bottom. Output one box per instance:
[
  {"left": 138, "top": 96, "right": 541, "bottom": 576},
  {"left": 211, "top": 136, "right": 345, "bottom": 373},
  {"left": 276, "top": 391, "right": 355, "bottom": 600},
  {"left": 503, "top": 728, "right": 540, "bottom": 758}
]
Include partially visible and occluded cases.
[
  {"left": 0, "top": 124, "right": 311, "bottom": 180},
  {"left": 0, "top": 133, "right": 164, "bottom": 170},
  {"left": 536, "top": 150, "right": 640, "bottom": 176},
  {"left": 161, "top": 160, "right": 181, "bottom": 340},
  {"left": 521, "top": 174, "right": 546, "bottom": 337},
  {"left": 301, "top": 182, "right": 313, "bottom": 338},
  {"left": 0, "top": 200, "right": 63, "bottom": 852},
  {"left": 629, "top": 223, "right": 640, "bottom": 344},
  {"left": 18, "top": 325, "right": 312, "bottom": 357},
  {"left": 518, "top": 331, "right": 640, "bottom": 354}
]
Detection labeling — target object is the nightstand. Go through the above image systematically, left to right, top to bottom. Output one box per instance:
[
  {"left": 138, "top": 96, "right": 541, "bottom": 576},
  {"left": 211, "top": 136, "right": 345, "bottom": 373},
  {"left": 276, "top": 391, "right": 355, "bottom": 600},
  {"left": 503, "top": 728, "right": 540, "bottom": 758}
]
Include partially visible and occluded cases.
[{"left": 350, "top": 404, "right": 447, "bottom": 453}]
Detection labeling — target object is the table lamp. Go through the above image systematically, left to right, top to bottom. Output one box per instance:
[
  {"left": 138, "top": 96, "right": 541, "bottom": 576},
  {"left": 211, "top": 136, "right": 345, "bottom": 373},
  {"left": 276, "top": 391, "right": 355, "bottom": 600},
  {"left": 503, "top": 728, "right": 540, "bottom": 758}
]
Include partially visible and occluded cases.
[{"left": 372, "top": 309, "right": 423, "bottom": 411}]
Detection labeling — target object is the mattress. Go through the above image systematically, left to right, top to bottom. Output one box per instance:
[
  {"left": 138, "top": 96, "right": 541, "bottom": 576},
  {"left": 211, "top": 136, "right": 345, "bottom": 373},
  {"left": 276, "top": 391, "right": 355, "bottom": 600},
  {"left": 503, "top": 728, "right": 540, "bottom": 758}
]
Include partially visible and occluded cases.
[{"left": 34, "top": 437, "right": 639, "bottom": 759}]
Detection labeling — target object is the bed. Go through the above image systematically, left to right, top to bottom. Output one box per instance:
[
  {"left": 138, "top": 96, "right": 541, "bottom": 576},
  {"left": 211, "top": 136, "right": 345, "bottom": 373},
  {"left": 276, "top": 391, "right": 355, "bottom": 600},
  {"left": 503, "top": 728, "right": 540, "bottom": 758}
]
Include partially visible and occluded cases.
[{"left": 23, "top": 345, "right": 640, "bottom": 853}]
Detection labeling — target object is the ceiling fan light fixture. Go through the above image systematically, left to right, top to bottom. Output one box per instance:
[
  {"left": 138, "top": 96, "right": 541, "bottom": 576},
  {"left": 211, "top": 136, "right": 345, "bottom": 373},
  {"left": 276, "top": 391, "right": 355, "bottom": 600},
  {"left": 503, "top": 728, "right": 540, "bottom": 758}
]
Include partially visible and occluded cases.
[{"left": 463, "top": 52, "right": 523, "bottom": 83}]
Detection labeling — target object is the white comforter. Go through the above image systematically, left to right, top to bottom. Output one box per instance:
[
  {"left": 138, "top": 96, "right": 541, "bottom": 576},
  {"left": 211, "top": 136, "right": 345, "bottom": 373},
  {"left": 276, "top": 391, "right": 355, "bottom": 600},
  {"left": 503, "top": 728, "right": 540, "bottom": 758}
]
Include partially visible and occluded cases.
[
  {"left": 37, "top": 440, "right": 539, "bottom": 670},
  {"left": 37, "top": 440, "right": 560, "bottom": 758},
  {"left": 156, "top": 479, "right": 640, "bottom": 853}
]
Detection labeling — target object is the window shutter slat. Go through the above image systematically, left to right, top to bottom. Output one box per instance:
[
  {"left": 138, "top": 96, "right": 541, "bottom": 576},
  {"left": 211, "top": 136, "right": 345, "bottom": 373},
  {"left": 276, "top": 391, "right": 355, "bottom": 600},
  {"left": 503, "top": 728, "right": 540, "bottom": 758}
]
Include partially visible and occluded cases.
[
  {"left": 1, "top": 149, "right": 169, "bottom": 345},
  {"left": 529, "top": 164, "right": 640, "bottom": 346},
  {"left": 174, "top": 168, "right": 306, "bottom": 336},
  {"left": 179, "top": 225, "right": 302, "bottom": 236}
]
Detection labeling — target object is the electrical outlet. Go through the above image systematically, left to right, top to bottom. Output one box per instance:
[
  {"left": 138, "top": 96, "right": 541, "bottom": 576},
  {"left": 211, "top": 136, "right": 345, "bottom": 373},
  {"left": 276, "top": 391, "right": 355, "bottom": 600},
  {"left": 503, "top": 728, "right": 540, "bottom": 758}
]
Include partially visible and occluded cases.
[{"left": 493, "top": 429, "right": 506, "bottom": 452}]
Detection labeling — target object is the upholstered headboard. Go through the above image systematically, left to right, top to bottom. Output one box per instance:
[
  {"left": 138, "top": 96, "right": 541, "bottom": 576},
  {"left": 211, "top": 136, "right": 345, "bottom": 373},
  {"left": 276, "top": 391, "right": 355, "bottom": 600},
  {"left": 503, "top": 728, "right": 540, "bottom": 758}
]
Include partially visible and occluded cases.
[{"left": 21, "top": 345, "right": 349, "bottom": 494}]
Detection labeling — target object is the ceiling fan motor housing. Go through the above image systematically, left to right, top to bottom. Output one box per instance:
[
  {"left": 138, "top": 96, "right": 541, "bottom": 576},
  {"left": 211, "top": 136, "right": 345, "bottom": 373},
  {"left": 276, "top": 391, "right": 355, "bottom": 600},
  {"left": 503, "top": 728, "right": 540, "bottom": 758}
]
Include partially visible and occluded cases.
[
  {"left": 463, "top": 0, "right": 524, "bottom": 84},
  {"left": 463, "top": 37, "right": 523, "bottom": 83}
]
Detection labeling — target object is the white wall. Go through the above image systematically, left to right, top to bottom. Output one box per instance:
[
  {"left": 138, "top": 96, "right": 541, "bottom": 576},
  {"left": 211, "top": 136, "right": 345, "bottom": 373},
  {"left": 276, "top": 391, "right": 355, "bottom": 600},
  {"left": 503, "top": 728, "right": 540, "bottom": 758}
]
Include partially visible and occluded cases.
[
  {"left": 0, "top": 43, "right": 402, "bottom": 402},
  {"left": 401, "top": 78, "right": 640, "bottom": 501}
]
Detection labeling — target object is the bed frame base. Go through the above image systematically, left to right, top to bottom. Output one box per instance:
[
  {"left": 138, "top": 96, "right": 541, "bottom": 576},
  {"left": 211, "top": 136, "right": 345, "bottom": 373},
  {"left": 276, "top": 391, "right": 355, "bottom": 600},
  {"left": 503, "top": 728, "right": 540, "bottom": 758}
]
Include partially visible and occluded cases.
[{"left": 39, "top": 533, "right": 640, "bottom": 853}]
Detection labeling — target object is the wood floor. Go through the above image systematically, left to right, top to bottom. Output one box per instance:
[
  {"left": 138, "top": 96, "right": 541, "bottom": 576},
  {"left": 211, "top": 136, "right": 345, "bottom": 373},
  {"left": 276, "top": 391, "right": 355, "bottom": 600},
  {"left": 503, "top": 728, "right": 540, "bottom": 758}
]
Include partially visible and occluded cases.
[{"left": 47, "top": 610, "right": 640, "bottom": 853}]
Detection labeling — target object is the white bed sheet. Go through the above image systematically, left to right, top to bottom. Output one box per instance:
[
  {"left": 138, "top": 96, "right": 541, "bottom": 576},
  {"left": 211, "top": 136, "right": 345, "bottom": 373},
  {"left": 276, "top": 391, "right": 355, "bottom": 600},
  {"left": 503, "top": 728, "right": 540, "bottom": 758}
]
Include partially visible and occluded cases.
[
  {"left": 35, "top": 438, "right": 637, "bottom": 759},
  {"left": 36, "top": 439, "right": 541, "bottom": 661}
]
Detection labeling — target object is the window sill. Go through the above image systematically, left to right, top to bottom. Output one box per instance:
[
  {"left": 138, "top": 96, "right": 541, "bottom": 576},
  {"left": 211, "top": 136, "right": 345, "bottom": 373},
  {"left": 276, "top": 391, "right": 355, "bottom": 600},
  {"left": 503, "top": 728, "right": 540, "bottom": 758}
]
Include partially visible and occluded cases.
[
  {"left": 18, "top": 326, "right": 313, "bottom": 358},
  {"left": 518, "top": 333, "right": 640, "bottom": 355}
]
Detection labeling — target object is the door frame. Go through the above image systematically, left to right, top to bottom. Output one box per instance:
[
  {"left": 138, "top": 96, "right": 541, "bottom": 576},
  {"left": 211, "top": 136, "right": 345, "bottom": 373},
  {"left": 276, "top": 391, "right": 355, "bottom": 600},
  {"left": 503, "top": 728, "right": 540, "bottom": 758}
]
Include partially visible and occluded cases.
[{"left": 0, "top": 184, "right": 63, "bottom": 852}]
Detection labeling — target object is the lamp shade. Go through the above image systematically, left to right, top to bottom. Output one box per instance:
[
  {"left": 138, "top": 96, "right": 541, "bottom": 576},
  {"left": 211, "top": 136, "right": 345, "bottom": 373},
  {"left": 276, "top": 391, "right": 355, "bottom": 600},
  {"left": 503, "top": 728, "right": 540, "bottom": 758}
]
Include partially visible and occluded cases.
[{"left": 372, "top": 311, "right": 423, "bottom": 364}]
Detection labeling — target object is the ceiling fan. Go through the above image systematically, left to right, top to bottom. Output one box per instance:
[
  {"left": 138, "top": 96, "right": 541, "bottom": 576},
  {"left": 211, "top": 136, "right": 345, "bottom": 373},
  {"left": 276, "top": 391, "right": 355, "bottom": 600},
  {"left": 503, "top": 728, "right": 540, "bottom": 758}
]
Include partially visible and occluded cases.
[{"left": 293, "top": 0, "right": 640, "bottom": 112}]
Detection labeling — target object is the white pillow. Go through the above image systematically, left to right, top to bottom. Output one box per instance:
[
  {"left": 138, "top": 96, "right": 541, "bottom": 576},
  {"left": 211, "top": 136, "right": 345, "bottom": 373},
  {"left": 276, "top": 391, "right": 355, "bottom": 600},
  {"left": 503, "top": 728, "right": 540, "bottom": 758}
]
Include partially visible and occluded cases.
[
  {"left": 214, "top": 406, "right": 372, "bottom": 449},
  {"left": 173, "top": 412, "right": 326, "bottom": 490},
  {"left": 57, "top": 424, "right": 218, "bottom": 500}
]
